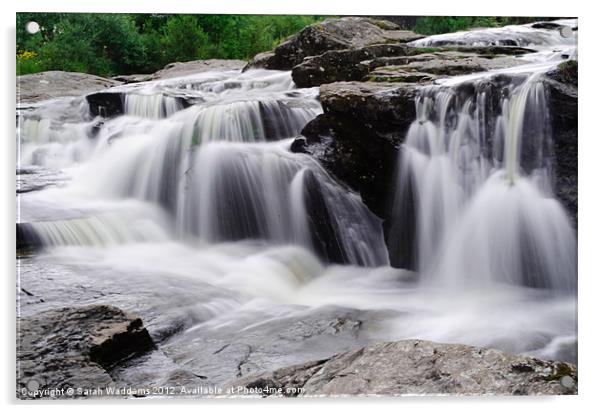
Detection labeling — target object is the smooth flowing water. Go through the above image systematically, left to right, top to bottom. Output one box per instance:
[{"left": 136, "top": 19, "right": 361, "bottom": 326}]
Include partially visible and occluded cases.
[{"left": 17, "top": 20, "right": 578, "bottom": 382}]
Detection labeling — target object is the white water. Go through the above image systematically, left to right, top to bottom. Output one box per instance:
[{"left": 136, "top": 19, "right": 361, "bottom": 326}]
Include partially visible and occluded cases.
[
  {"left": 389, "top": 19, "right": 577, "bottom": 294},
  {"left": 17, "top": 20, "right": 577, "bottom": 368}
]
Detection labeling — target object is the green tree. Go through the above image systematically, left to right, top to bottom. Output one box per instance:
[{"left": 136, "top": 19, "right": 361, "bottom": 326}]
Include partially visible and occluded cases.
[{"left": 162, "top": 15, "right": 210, "bottom": 63}]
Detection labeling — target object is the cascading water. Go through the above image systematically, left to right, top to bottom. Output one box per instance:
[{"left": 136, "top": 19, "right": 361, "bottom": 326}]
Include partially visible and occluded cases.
[
  {"left": 17, "top": 20, "right": 578, "bottom": 376},
  {"left": 391, "top": 25, "right": 577, "bottom": 293},
  {"left": 18, "top": 69, "right": 387, "bottom": 267}
]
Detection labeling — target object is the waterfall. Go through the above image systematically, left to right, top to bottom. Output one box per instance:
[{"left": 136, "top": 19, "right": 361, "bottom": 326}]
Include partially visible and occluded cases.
[
  {"left": 16, "top": 21, "right": 577, "bottom": 364},
  {"left": 18, "top": 69, "right": 388, "bottom": 267},
  {"left": 390, "top": 72, "right": 576, "bottom": 292},
  {"left": 124, "top": 94, "right": 184, "bottom": 119}
]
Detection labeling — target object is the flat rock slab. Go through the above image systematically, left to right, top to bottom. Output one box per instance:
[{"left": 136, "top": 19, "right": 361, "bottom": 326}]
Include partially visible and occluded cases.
[
  {"left": 149, "top": 59, "right": 246, "bottom": 80},
  {"left": 17, "top": 71, "right": 121, "bottom": 103},
  {"left": 17, "top": 305, "right": 154, "bottom": 399},
  {"left": 229, "top": 339, "right": 578, "bottom": 396}
]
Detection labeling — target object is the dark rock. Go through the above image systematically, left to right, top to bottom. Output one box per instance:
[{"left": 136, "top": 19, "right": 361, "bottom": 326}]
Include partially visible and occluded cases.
[
  {"left": 244, "top": 17, "right": 423, "bottom": 71},
  {"left": 531, "top": 22, "right": 563, "bottom": 30},
  {"left": 544, "top": 61, "right": 578, "bottom": 224},
  {"left": 17, "top": 71, "right": 121, "bottom": 103},
  {"left": 111, "top": 74, "right": 151, "bottom": 84},
  {"left": 297, "top": 81, "right": 418, "bottom": 222},
  {"left": 86, "top": 91, "right": 192, "bottom": 119},
  {"left": 86, "top": 92, "right": 125, "bottom": 118},
  {"left": 304, "top": 170, "right": 348, "bottom": 264},
  {"left": 17, "top": 223, "right": 43, "bottom": 255},
  {"left": 17, "top": 305, "right": 155, "bottom": 399},
  {"left": 229, "top": 339, "right": 578, "bottom": 396}
]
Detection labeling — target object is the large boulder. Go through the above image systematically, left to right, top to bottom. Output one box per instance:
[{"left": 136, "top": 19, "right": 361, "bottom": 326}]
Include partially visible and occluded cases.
[
  {"left": 244, "top": 17, "right": 423, "bottom": 71},
  {"left": 17, "top": 71, "right": 121, "bottom": 104},
  {"left": 294, "top": 81, "right": 418, "bottom": 225},
  {"left": 17, "top": 305, "right": 155, "bottom": 399},
  {"left": 229, "top": 339, "right": 578, "bottom": 396}
]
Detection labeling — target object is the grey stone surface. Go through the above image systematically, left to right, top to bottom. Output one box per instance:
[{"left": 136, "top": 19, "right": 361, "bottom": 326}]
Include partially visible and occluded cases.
[
  {"left": 148, "top": 59, "right": 246, "bottom": 80},
  {"left": 17, "top": 71, "right": 121, "bottom": 103},
  {"left": 16, "top": 305, "right": 154, "bottom": 399},
  {"left": 230, "top": 339, "right": 578, "bottom": 396}
]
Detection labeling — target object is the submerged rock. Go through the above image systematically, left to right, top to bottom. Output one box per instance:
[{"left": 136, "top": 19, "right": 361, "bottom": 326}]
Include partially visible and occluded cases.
[
  {"left": 244, "top": 17, "right": 423, "bottom": 71},
  {"left": 17, "top": 71, "right": 121, "bottom": 103},
  {"left": 17, "top": 305, "right": 155, "bottom": 399},
  {"left": 229, "top": 339, "right": 578, "bottom": 396}
]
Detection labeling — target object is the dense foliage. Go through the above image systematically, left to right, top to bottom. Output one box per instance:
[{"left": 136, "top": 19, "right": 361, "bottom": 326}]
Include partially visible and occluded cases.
[
  {"left": 16, "top": 13, "right": 324, "bottom": 76},
  {"left": 16, "top": 13, "right": 553, "bottom": 76},
  {"left": 412, "top": 16, "right": 551, "bottom": 35}
]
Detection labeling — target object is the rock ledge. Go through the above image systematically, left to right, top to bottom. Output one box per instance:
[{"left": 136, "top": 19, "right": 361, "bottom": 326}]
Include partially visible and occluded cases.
[{"left": 229, "top": 339, "right": 577, "bottom": 396}]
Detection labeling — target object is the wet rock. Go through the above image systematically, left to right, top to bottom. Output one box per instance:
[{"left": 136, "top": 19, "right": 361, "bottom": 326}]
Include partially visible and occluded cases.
[
  {"left": 244, "top": 17, "right": 423, "bottom": 71},
  {"left": 531, "top": 22, "right": 564, "bottom": 30},
  {"left": 544, "top": 60, "right": 578, "bottom": 224},
  {"left": 17, "top": 71, "right": 121, "bottom": 103},
  {"left": 111, "top": 74, "right": 152, "bottom": 84},
  {"left": 297, "top": 81, "right": 418, "bottom": 222},
  {"left": 85, "top": 91, "right": 192, "bottom": 118},
  {"left": 86, "top": 92, "right": 125, "bottom": 118},
  {"left": 17, "top": 166, "right": 69, "bottom": 194},
  {"left": 304, "top": 170, "right": 348, "bottom": 264},
  {"left": 16, "top": 223, "right": 43, "bottom": 255},
  {"left": 17, "top": 305, "right": 155, "bottom": 399},
  {"left": 162, "top": 306, "right": 389, "bottom": 387},
  {"left": 230, "top": 339, "right": 578, "bottom": 396}
]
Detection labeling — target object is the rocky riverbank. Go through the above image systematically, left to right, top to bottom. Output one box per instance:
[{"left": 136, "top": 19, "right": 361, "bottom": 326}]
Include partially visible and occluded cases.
[{"left": 16, "top": 304, "right": 577, "bottom": 398}]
